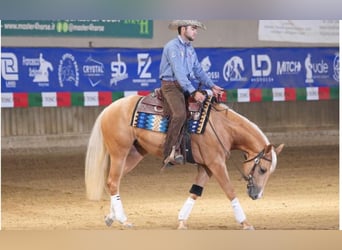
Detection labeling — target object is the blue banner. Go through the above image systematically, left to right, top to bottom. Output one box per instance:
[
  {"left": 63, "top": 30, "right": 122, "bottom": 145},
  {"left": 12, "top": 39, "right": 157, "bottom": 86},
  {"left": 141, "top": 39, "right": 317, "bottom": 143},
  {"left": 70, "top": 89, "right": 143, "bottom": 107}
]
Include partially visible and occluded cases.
[{"left": 1, "top": 47, "right": 339, "bottom": 93}]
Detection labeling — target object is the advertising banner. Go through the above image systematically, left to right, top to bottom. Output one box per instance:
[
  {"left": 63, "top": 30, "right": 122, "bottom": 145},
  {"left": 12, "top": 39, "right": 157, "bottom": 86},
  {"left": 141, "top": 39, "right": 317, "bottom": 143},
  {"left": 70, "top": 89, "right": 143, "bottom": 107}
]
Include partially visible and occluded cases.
[
  {"left": 1, "top": 20, "right": 153, "bottom": 38},
  {"left": 1, "top": 47, "right": 339, "bottom": 107}
]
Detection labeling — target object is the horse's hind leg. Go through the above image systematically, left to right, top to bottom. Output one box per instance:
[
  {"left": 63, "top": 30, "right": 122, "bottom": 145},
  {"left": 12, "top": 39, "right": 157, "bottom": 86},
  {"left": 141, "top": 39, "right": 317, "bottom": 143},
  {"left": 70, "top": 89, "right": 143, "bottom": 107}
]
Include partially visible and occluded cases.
[
  {"left": 123, "top": 142, "right": 147, "bottom": 175},
  {"left": 105, "top": 145, "right": 146, "bottom": 228},
  {"left": 104, "top": 153, "right": 130, "bottom": 227}
]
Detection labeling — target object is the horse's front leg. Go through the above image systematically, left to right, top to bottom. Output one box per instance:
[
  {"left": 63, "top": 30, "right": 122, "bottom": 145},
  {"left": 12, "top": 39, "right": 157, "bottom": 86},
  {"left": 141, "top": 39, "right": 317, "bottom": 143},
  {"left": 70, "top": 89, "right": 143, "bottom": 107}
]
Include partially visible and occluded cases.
[
  {"left": 210, "top": 162, "right": 254, "bottom": 230},
  {"left": 177, "top": 165, "right": 211, "bottom": 229}
]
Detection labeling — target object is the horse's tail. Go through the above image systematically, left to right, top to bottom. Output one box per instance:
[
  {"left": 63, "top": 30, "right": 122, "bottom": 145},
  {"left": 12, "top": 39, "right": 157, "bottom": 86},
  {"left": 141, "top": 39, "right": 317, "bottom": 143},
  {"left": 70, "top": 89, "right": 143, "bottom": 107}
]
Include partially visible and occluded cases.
[{"left": 85, "top": 109, "right": 109, "bottom": 201}]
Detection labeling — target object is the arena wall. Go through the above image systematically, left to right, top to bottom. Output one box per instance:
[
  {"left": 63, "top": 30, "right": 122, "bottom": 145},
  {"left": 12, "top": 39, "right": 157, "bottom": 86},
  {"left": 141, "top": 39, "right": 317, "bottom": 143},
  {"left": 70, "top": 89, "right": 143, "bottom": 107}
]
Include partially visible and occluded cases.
[{"left": 1, "top": 20, "right": 339, "bottom": 149}]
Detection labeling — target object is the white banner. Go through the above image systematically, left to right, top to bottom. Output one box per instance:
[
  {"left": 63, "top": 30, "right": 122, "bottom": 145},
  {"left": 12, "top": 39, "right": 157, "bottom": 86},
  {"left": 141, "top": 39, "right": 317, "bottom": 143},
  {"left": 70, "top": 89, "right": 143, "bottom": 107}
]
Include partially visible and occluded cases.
[
  {"left": 258, "top": 20, "right": 339, "bottom": 44},
  {"left": 84, "top": 91, "right": 99, "bottom": 106},
  {"left": 42, "top": 92, "right": 57, "bottom": 107},
  {"left": 1, "top": 93, "right": 14, "bottom": 108}
]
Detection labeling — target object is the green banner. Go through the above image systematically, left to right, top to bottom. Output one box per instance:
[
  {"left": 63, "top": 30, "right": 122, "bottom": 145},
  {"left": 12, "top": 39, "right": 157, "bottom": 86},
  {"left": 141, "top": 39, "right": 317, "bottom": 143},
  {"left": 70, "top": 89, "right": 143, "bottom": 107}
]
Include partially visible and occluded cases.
[{"left": 1, "top": 20, "right": 153, "bottom": 38}]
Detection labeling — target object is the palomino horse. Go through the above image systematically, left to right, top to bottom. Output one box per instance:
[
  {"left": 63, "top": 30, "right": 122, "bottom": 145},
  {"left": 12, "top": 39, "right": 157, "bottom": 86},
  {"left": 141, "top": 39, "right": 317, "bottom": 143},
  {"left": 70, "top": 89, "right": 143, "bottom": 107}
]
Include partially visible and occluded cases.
[{"left": 85, "top": 94, "right": 284, "bottom": 230}]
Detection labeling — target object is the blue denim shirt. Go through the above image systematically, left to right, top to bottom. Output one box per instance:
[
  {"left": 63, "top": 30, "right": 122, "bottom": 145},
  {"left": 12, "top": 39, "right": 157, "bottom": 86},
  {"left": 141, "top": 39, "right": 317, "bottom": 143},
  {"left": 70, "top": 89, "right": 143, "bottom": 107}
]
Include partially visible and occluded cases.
[{"left": 159, "top": 36, "right": 214, "bottom": 94}]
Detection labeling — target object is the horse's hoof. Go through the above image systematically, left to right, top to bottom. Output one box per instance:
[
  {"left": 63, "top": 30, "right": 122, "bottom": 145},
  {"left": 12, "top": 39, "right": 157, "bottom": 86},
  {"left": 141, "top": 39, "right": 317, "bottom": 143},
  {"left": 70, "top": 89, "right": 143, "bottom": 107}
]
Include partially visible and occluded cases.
[
  {"left": 104, "top": 215, "right": 114, "bottom": 227},
  {"left": 177, "top": 220, "right": 188, "bottom": 230},
  {"left": 122, "top": 221, "right": 133, "bottom": 229},
  {"left": 241, "top": 221, "right": 255, "bottom": 230},
  {"left": 243, "top": 225, "right": 255, "bottom": 230}
]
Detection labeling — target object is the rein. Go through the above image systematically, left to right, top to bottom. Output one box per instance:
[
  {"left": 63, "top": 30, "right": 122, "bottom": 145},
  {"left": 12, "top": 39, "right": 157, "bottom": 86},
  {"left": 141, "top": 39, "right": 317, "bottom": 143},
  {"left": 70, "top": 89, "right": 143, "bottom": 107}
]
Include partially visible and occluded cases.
[
  {"left": 207, "top": 103, "right": 272, "bottom": 185},
  {"left": 207, "top": 104, "right": 230, "bottom": 158},
  {"left": 206, "top": 106, "right": 247, "bottom": 180}
]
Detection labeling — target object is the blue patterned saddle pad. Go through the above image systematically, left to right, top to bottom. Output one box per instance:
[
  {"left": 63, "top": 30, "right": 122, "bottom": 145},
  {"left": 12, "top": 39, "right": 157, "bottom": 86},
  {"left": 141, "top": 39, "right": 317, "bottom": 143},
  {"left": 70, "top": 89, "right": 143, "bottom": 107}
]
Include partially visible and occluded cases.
[{"left": 130, "top": 90, "right": 213, "bottom": 134}]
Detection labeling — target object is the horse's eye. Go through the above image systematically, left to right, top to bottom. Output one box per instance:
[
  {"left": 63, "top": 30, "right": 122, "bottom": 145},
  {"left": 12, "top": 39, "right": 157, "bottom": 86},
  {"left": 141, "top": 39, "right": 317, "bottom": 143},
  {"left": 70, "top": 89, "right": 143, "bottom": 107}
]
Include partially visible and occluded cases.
[{"left": 258, "top": 166, "right": 267, "bottom": 175}]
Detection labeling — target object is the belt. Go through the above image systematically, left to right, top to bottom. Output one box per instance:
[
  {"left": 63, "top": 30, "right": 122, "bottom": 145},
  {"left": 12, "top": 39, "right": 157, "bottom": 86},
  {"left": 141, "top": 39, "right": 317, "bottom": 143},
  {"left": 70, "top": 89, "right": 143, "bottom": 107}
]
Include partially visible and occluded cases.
[{"left": 161, "top": 80, "right": 181, "bottom": 87}]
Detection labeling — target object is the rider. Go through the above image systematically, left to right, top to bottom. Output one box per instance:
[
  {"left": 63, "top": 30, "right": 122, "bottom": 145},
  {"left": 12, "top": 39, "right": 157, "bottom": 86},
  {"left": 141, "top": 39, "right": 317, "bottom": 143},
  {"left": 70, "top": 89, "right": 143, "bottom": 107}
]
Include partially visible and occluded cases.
[{"left": 159, "top": 20, "right": 223, "bottom": 167}]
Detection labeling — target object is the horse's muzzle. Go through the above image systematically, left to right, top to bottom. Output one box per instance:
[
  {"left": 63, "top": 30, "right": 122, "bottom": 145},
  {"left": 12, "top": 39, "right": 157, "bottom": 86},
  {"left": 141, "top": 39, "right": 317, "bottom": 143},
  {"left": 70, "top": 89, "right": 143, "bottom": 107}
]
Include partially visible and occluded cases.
[{"left": 247, "top": 184, "right": 263, "bottom": 200}]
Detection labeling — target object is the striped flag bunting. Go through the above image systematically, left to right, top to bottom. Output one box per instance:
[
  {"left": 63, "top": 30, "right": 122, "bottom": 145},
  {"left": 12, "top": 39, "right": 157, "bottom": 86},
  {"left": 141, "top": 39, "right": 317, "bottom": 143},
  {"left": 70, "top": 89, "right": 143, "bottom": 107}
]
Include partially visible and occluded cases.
[
  {"left": 1, "top": 87, "right": 339, "bottom": 108},
  {"left": 226, "top": 87, "right": 339, "bottom": 102}
]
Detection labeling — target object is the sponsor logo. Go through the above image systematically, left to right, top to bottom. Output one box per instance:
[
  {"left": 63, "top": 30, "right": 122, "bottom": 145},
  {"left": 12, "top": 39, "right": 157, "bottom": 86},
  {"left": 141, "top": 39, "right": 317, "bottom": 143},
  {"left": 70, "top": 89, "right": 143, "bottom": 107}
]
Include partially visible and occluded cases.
[
  {"left": 1, "top": 52, "right": 19, "bottom": 88},
  {"left": 22, "top": 53, "right": 53, "bottom": 87},
  {"left": 58, "top": 53, "right": 79, "bottom": 87},
  {"left": 110, "top": 53, "right": 128, "bottom": 86},
  {"left": 133, "top": 53, "right": 156, "bottom": 87},
  {"left": 137, "top": 53, "right": 151, "bottom": 78},
  {"left": 304, "top": 53, "right": 329, "bottom": 84},
  {"left": 333, "top": 53, "right": 339, "bottom": 82},
  {"left": 251, "top": 54, "right": 274, "bottom": 83},
  {"left": 252, "top": 54, "right": 271, "bottom": 77},
  {"left": 83, "top": 55, "right": 105, "bottom": 87},
  {"left": 201, "top": 56, "right": 220, "bottom": 82},
  {"left": 223, "top": 56, "right": 246, "bottom": 82},
  {"left": 276, "top": 60, "right": 301, "bottom": 75}
]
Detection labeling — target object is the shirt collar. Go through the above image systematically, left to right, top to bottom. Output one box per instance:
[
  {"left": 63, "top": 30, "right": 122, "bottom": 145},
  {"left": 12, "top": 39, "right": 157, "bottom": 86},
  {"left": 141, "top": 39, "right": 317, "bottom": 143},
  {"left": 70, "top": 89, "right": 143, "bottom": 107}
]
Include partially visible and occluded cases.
[{"left": 177, "top": 35, "right": 191, "bottom": 47}]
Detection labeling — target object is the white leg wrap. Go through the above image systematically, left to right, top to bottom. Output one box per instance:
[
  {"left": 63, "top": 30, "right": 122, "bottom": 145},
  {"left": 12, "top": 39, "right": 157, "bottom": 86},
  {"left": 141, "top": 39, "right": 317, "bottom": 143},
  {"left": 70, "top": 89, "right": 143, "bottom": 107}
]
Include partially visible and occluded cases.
[
  {"left": 111, "top": 194, "right": 127, "bottom": 224},
  {"left": 178, "top": 197, "right": 195, "bottom": 221},
  {"left": 231, "top": 197, "right": 246, "bottom": 224}
]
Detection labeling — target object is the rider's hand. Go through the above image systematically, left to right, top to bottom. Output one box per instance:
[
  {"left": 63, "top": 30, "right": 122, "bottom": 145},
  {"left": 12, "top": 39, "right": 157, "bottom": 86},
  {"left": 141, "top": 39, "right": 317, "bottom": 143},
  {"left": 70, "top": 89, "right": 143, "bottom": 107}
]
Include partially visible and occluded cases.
[
  {"left": 211, "top": 85, "right": 224, "bottom": 98},
  {"left": 193, "top": 91, "right": 206, "bottom": 103}
]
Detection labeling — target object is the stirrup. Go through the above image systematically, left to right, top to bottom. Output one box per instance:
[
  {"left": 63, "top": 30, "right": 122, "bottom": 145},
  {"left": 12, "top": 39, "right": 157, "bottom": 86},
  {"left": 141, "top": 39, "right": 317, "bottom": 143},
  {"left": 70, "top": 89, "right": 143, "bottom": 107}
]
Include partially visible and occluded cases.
[{"left": 162, "top": 146, "right": 184, "bottom": 168}]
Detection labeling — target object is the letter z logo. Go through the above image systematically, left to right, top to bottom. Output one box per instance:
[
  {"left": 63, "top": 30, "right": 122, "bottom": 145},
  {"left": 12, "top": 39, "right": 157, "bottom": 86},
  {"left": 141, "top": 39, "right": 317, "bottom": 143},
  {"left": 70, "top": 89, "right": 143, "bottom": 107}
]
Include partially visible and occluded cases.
[
  {"left": 1, "top": 52, "right": 19, "bottom": 81},
  {"left": 137, "top": 53, "right": 151, "bottom": 78}
]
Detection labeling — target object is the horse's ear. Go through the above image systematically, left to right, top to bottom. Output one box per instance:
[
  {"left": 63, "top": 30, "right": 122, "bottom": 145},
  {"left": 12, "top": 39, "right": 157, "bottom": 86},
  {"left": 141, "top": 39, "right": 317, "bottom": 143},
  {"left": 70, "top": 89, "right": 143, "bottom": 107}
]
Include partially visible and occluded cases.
[
  {"left": 264, "top": 144, "right": 273, "bottom": 153},
  {"left": 275, "top": 144, "right": 285, "bottom": 155}
]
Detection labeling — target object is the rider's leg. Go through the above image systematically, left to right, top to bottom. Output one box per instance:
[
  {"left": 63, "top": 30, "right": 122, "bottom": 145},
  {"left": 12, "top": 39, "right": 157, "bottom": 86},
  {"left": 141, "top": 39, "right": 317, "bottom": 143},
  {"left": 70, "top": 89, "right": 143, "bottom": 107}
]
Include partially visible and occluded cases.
[{"left": 161, "top": 82, "right": 187, "bottom": 165}]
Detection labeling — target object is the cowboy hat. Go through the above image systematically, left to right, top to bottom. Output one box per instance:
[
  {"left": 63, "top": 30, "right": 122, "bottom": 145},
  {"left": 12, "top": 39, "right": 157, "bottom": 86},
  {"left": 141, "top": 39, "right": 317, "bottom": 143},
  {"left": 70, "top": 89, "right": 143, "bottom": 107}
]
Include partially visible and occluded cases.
[{"left": 168, "top": 20, "right": 207, "bottom": 30}]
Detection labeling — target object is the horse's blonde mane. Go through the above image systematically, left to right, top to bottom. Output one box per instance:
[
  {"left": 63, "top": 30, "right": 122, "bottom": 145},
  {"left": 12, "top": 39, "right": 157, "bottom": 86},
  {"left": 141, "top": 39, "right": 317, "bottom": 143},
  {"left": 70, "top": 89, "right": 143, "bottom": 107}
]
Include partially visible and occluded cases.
[
  {"left": 215, "top": 103, "right": 270, "bottom": 145},
  {"left": 215, "top": 103, "right": 277, "bottom": 171}
]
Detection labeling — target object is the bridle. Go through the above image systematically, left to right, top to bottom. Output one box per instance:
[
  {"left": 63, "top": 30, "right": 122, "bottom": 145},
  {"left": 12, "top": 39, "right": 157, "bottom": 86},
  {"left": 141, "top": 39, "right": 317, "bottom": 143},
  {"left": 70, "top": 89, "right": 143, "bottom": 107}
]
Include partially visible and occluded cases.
[{"left": 242, "top": 149, "right": 272, "bottom": 188}]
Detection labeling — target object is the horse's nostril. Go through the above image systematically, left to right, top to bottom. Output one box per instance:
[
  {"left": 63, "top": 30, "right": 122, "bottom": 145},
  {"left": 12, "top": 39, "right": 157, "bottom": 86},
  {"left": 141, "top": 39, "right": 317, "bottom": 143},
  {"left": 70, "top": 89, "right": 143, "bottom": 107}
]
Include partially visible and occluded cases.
[
  {"left": 248, "top": 186, "right": 261, "bottom": 200},
  {"left": 248, "top": 192, "right": 258, "bottom": 200}
]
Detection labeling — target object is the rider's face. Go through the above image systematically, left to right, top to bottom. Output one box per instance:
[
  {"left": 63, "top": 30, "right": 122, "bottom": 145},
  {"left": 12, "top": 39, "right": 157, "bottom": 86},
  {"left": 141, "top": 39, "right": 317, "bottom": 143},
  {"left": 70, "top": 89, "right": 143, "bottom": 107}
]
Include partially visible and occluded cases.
[{"left": 183, "top": 26, "right": 198, "bottom": 42}]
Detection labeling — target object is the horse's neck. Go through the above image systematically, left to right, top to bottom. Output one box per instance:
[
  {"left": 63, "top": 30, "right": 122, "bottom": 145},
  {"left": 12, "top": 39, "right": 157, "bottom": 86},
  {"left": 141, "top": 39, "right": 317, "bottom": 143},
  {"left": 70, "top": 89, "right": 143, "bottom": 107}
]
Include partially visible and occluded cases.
[{"left": 226, "top": 108, "right": 268, "bottom": 153}]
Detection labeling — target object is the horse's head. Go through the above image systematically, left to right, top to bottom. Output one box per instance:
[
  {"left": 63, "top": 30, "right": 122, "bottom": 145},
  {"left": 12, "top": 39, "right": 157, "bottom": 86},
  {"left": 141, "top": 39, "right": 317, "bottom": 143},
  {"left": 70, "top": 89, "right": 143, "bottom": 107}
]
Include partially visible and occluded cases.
[{"left": 242, "top": 144, "right": 284, "bottom": 200}]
